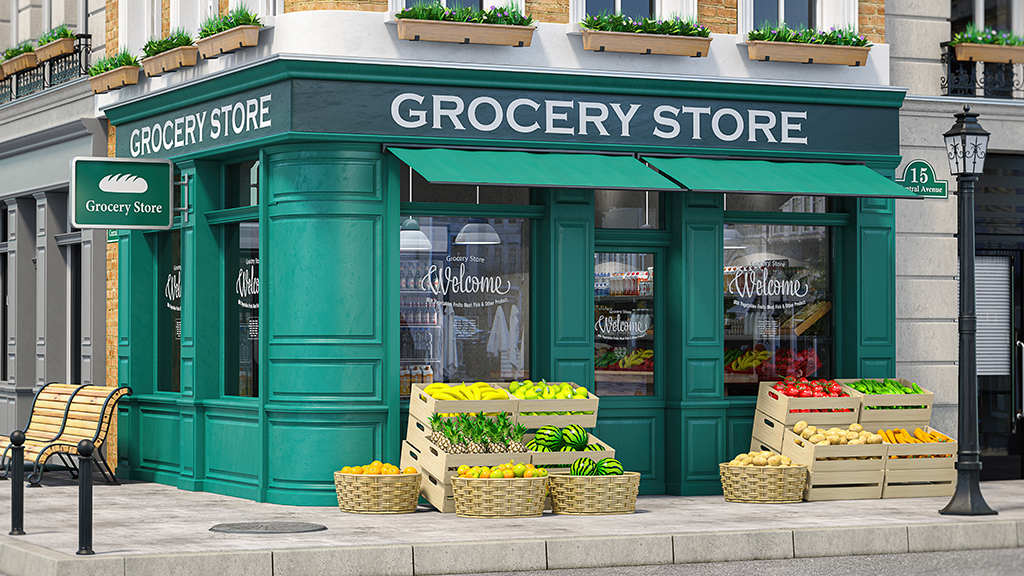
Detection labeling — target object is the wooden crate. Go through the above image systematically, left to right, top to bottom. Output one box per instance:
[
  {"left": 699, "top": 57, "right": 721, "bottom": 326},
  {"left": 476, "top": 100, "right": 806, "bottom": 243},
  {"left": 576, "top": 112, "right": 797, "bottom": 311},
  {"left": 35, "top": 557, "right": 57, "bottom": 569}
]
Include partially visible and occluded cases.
[
  {"left": 837, "top": 379, "right": 934, "bottom": 432},
  {"left": 496, "top": 382, "right": 599, "bottom": 428},
  {"left": 756, "top": 382, "right": 860, "bottom": 427},
  {"left": 408, "top": 384, "right": 518, "bottom": 425},
  {"left": 750, "top": 410, "right": 786, "bottom": 452},
  {"left": 883, "top": 427, "right": 957, "bottom": 471},
  {"left": 781, "top": 430, "right": 886, "bottom": 473},
  {"left": 525, "top": 432, "right": 614, "bottom": 466},
  {"left": 750, "top": 437, "right": 779, "bottom": 454},
  {"left": 882, "top": 468, "right": 957, "bottom": 499},
  {"left": 804, "top": 470, "right": 884, "bottom": 501}
]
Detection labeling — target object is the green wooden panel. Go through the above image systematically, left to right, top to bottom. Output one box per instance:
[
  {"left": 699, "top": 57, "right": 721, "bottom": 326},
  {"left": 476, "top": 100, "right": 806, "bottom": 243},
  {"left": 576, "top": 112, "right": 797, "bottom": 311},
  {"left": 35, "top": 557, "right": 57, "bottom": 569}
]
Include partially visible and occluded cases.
[
  {"left": 269, "top": 152, "right": 382, "bottom": 200},
  {"left": 554, "top": 219, "right": 592, "bottom": 346},
  {"left": 686, "top": 222, "right": 722, "bottom": 346},
  {"left": 860, "top": 227, "right": 894, "bottom": 346},
  {"left": 268, "top": 358, "right": 380, "bottom": 402},
  {"left": 685, "top": 358, "right": 721, "bottom": 397},
  {"left": 592, "top": 408, "right": 664, "bottom": 494},
  {"left": 139, "top": 409, "right": 182, "bottom": 472},
  {"left": 727, "top": 409, "right": 756, "bottom": 457},
  {"left": 205, "top": 411, "right": 260, "bottom": 485},
  {"left": 182, "top": 413, "right": 195, "bottom": 477},
  {"left": 684, "top": 414, "right": 723, "bottom": 482}
]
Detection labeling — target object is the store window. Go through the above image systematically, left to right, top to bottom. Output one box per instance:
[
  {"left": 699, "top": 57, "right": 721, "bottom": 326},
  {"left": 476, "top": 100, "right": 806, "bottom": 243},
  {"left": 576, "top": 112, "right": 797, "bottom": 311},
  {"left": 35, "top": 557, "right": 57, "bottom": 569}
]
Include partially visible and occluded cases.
[
  {"left": 586, "top": 0, "right": 655, "bottom": 20},
  {"left": 225, "top": 160, "right": 259, "bottom": 209},
  {"left": 595, "top": 190, "right": 661, "bottom": 229},
  {"left": 724, "top": 193, "right": 830, "bottom": 213},
  {"left": 398, "top": 216, "right": 530, "bottom": 395},
  {"left": 723, "top": 222, "right": 832, "bottom": 395},
  {"left": 226, "top": 223, "right": 259, "bottom": 397},
  {"left": 157, "top": 230, "right": 181, "bottom": 393},
  {"left": 67, "top": 243, "right": 82, "bottom": 385},
  {"left": 594, "top": 252, "right": 655, "bottom": 396}
]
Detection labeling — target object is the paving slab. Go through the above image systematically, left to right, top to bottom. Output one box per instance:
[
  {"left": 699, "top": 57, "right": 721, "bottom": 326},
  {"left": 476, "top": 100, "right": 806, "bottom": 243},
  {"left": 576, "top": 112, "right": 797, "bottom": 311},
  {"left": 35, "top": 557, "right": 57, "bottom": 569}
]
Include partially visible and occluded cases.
[
  {"left": 907, "top": 521, "right": 1020, "bottom": 552},
  {"left": 673, "top": 530, "right": 794, "bottom": 563}
]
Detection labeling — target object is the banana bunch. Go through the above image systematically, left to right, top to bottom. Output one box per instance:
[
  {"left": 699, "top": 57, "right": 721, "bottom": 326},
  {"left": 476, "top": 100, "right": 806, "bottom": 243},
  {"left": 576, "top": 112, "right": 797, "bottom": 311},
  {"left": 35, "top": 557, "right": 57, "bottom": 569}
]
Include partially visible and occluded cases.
[
  {"left": 618, "top": 348, "right": 653, "bottom": 369},
  {"left": 729, "top": 350, "right": 770, "bottom": 371},
  {"left": 424, "top": 382, "right": 509, "bottom": 401}
]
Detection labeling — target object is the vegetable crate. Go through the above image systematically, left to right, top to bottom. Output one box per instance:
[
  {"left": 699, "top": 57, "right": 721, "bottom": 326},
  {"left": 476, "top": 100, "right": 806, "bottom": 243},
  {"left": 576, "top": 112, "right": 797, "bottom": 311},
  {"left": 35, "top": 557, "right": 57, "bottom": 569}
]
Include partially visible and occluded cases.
[
  {"left": 835, "top": 379, "right": 933, "bottom": 433},
  {"left": 492, "top": 382, "right": 600, "bottom": 428},
  {"left": 756, "top": 382, "right": 861, "bottom": 427},
  {"left": 409, "top": 383, "right": 518, "bottom": 424},
  {"left": 750, "top": 410, "right": 788, "bottom": 452},
  {"left": 883, "top": 427, "right": 957, "bottom": 471},
  {"left": 781, "top": 430, "right": 886, "bottom": 473},
  {"left": 524, "top": 432, "right": 615, "bottom": 467},
  {"left": 399, "top": 440, "right": 529, "bottom": 513},
  {"left": 882, "top": 468, "right": 957, "bottom": 499},
  {"left": 804, "top": 470, "right": 885, "bottom": 501}
]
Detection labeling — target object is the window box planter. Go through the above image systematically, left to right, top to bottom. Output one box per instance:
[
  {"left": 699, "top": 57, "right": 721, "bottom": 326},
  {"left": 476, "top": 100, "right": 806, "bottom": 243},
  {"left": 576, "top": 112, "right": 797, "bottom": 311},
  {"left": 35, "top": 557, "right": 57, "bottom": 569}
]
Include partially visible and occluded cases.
[
  {"left": 397, "top": 19, "right": 535, "bottom": 47},
  {"left": 197, "top": 25, "right": 261, "bottom": 59},
  {"left": 581, "top": 29, "right": 711, "bottom": 56},
  {"left": 35, "top": 37, "right": 76, "bottom": 63},
  {"left": 746, "top": 40, "right": 871, "bottom": 66},
  {"left": 953, "top": 43, "right": 1024, "bottom": 64},
  {"left": 142, "top": 45, "right": 199, "bottom": 77},
  {"left": 2, "top": 52, "right": 38, "bottom": 76},
  {"left": 89, "top": 65, "right": 141, "bottom": 94}
]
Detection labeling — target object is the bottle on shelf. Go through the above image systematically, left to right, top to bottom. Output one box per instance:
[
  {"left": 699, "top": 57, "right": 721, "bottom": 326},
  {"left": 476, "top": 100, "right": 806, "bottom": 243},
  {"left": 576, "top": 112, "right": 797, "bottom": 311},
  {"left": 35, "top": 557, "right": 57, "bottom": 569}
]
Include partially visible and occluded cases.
[
  {"left": 411, "top": 365, "right": 422, "bottom": 387},
  {"left": 422, "top": 365, "right": 433, "bottom": 385},
  {"left": 400, "top": 366, "right": 410, "bottom": 395}
]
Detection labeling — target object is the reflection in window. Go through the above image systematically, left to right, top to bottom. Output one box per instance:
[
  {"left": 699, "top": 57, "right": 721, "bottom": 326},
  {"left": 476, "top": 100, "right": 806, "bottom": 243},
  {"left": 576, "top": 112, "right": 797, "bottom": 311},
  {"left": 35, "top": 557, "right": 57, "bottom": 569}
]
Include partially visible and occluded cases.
[
  {"left": 586, "top": 0, "right": 655, "bottom": 20},
  {"left": 753, "top": 0, "right": 813, "bottom": 29},
  {"left": 595, "top": 190, "right": 661, "bottom": 230},
  {"left": 724, "top": 193, "right": 829, "bottom": 213},
  {"left": 399, "top": 217, "right": 530, "bottom": 395},
  {"left": 227, "top": 223, "right": 259, "bottom": 398},
  {"left": 723, "top": 223, "right": 832, "bottom": 395},
  {"left": 158, "top": 230, "right": 181, "bottom": 393},
  {"left": 594, "top": 252, "right": 655, "bottom": 396}
]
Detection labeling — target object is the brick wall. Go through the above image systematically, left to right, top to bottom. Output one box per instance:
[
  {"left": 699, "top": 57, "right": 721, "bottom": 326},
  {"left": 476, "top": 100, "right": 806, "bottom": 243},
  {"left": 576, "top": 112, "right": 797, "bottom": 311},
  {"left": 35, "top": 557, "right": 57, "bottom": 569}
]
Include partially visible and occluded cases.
[
  {"left": 106, "top": 0, "right": 117, "bottom": 53},
  {"left": 163, "top": 0, "right": 170, "bottom": 36},
  {"left": 220, "top": 0, "right": 229, "bottom": 15},
  {"left": 526, "top": 0, "right": 568, "bottom": 24},
  {"left": 697, "top": 0, "right": 737, "bottom": 35},
  {"left": 858, "top": 0, "right": 884, "bottom": 44},
  {"left": 284, "top": 1, "right": 388, "bottom": 12},
  {"left": 106, "top": 122, "right": 119, "bottom": 470}
]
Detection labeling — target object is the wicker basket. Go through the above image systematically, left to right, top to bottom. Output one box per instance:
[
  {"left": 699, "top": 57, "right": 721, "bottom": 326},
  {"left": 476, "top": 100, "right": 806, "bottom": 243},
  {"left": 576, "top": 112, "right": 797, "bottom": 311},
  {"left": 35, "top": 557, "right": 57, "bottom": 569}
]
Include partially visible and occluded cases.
[
  {"left": 719, "top": 463, "right": 808, "bottom": 504},
  {"left": 333, "top": 471, "right": 421, "bottom": 514},
  {"left": 548, "top": 472, "right": 641, "bottom": 515},
  {"left": 450, "top": 476, "right": 548, "bottom": 518}
]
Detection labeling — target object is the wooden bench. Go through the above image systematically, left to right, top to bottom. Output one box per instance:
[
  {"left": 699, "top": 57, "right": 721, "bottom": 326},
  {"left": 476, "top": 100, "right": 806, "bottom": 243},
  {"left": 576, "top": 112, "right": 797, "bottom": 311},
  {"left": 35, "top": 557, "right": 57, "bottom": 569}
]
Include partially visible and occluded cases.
[
  {"left": 1, "top": 383, "right": 86, "bottom": 479},
  {"left": 3, "top": 384, "right": 131, "bottom": 486}
]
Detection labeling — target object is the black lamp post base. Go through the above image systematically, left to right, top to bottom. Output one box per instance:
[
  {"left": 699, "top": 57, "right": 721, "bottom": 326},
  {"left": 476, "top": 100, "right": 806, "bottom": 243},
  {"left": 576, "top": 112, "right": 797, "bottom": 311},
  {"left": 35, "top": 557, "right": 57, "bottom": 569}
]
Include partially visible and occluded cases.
[{"left": 939, "top": 470, "right": 997, "bottom": 515}]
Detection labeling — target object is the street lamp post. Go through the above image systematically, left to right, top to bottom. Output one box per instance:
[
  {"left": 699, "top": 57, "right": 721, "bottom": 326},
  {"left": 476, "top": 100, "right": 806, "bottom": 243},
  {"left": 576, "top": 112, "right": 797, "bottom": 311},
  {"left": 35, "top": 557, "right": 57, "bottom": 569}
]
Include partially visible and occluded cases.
[{"left": 940, "top": 105, "right": 997, "bottom": 516}]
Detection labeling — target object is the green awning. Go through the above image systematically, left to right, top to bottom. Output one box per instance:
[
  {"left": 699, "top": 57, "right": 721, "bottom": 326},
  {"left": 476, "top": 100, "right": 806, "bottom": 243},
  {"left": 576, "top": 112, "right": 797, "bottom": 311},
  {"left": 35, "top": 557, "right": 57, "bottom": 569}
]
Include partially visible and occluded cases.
[
  {"left": 389, "top": 148, "right": 683, "bottom": 191},
  {"left": 641, "top": 157, "right": 920, "bottom": 199}
]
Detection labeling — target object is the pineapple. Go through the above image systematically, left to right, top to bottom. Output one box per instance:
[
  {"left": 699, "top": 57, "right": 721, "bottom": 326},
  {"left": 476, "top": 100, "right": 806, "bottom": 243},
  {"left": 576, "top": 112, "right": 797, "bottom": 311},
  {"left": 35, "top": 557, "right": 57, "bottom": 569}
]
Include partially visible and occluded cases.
[
  {"left": 428, "top": 414, "right": 448, "bottom": 450},
  {"left": 464, "top": 416, "right": 487, "bottom": 455},
  {"left": 486, "top": 419, "right": 508, "bottom": 453},
  {"left": 507, "top": 423, "right": 528, "bottom": 453},
  {"left": 447, "top": 424, "right": 467, "bottom": 454}
]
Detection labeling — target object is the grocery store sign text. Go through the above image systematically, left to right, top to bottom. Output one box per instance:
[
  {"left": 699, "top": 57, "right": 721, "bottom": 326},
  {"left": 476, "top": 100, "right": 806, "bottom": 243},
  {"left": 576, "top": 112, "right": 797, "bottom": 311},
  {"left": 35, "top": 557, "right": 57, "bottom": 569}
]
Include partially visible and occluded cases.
[
  {"left": 129, "top": 94, "right": 273, "bottom": 157},
  {"left": 422, "top": 263, "right": 511, "bottom": 296},
  {"left": 727, "top": 266, "right": 810, "bottom": 299}
]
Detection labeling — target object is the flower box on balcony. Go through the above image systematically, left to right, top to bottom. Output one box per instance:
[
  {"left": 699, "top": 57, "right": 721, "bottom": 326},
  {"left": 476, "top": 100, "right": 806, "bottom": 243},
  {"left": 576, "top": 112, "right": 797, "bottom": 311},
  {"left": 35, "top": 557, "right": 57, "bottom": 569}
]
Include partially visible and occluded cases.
[
  {"left": 397, "top": 19, "right": 535, "bottom": 47},
  {"left": 197, "top": 25, "right": 261, "bottom": 59},
  {"left": 581, "top": 29, "right": 711, "bottom": 56},
  {"left": 35, "top": 37, "right": 76, "bottom": 63},
  {"left": 746, "top": 41, "right": 871, "bottom": 66},
  {"left": 953, "top": 43, "right": 1024, "bottom": 64},
  {"left": 142, "top": 45, "right": 199, "bottom": 77},
  {"left": 2, "top": 52, "right": 38, "bottom": 76},
  {"left": 89, "top": 65, "right": 141, "bottom": 94}
]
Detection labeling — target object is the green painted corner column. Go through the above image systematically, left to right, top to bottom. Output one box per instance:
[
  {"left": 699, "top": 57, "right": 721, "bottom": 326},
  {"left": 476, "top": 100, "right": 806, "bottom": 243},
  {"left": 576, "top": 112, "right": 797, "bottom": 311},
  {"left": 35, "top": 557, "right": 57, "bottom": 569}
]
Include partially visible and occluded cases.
[
  {"left": 261, "top": 143, "right": 399, "bottom": 506},
  {"left": 532, "top": 188, "right": 594, "bottom": 389}
]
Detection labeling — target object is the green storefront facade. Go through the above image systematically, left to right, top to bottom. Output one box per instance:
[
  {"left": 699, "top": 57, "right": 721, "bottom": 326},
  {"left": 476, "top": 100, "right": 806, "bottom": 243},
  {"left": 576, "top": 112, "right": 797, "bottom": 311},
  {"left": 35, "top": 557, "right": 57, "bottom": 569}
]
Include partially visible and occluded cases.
[{"left": 105, "top": 57, "right": 909, "bottom": 506}]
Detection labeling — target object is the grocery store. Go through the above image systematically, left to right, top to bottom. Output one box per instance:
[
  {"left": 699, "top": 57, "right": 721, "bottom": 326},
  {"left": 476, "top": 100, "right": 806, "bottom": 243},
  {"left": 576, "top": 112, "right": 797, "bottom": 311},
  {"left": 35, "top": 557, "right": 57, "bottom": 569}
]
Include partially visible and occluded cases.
[{"left": 103, "top": 56, "right": 922, "bottom": 507}]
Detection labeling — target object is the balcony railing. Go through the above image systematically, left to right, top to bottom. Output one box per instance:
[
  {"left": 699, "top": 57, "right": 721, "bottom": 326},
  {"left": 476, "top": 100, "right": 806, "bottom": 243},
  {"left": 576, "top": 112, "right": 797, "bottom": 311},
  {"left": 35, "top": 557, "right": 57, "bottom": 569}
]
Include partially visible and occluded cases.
[
  {"left": 0, "top": 34, "right": 90, "bottom": 105},
  {"left": 941, "top": 42, "right": 1024, "bottom": 99}
]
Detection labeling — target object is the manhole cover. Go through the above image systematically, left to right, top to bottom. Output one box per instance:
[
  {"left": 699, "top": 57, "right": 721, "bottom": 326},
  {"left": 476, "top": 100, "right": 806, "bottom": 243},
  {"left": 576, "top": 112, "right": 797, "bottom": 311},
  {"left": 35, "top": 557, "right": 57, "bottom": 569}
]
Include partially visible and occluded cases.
[{"left": 210, "top": 522, "right": 327, "bottom": 534}]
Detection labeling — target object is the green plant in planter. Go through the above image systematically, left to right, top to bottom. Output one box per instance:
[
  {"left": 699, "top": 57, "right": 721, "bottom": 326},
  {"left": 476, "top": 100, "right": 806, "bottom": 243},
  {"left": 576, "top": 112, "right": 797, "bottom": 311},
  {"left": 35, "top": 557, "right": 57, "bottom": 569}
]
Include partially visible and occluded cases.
[
  {"left": 396, "top": 2, "right": 534, "bottom": 27},
  {"left": 199, "top": 5, "right": 262, "bottom": 38},
  {"left": 582, "top": 12, "right": 710, "bottom": 37},
  {"left": 748, "top": 22, "right": 871, "bottom": 47},
  {"left": 950, "top": 22, "right": 1024, "bottom": 46},
  {"left": 38, "top": 23, "right": 76, "bottom": 46},
  {"left": 142, "top": 29, "right": 195, "bottom": 58},
  {"left": 3, "top": 41, "right": 35, "bottom": 61},
  {"left": 88, "top": 49, "right": 141, "bottom": 76}
]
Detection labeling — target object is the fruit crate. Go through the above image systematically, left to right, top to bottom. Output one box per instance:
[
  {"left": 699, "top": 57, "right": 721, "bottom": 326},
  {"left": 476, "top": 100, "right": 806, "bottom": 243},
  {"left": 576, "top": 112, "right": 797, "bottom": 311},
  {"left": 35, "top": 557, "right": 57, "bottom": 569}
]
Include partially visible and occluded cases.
[
  {"left": 835, "top": 379, "right": 934, "bottom": 433},
  {"left": 493, "top": 382, "right": 600, "bottom": 428},
  {"left": 756, "top": 382, "right": 861, "bottom": 427},
  {"left": 409, "top": 384, "right": 519, "bottom": 425},
  {"left": 750, "top": 410, "right": 787, "bottom": 452},
  {"left": 405, "top": 413, "right": 531, "bottom": 458},
  {"left": 883, "top": 426, "right": 957, "bottom": 471},
  {"left": 781, "top": 429, "right": 886, "bottom": 473},
  {"left": 524, "top": 432, "right": 615, "bottom": 466},
  {"left": 399, "top": 440, "right": 529, "bottom": 513},
  {"left": 881, "top": 468, "right": 957, "bottom": 499},
  {"left": 804, "top": 470, "right": 885, "bottom": 501}
]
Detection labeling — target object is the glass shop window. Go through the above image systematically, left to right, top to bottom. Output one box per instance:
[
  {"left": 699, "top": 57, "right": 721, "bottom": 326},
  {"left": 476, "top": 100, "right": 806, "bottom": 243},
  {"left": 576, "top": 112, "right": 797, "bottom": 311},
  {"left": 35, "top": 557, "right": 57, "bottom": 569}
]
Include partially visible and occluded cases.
[
  {"left": 753, "top": 0, "right": 814, "bottom": 29},
  {"left": 225, "top": 160, "right": 259, "bottom": 208},
  {"left": 595, "top": 190, "right": 661, "bottom": 230},
  {"left": 724, "top": 193, "right": 831, "bottom": 213},
  {"left": 398, "top": 216, "right": 530, "bottom": 396},
  {"left": 723, "top": 222, "right": 833, "bottom": 396},
  {"left": 226, "top": 223, "right": 259, "bottom": 398},
  {"left": 157, "top": 230, "right": 182, "bottom": 393},
  {"left": 594, "top": 252, "right": 655, "bottom": 396}
]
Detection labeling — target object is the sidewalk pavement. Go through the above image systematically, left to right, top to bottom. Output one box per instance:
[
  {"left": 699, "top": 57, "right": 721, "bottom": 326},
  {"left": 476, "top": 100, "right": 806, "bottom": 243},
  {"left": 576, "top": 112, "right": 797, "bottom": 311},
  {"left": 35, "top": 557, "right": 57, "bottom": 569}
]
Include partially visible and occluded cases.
[{"left": 0, "top": 473, "right": 1021, "bottom": 576}]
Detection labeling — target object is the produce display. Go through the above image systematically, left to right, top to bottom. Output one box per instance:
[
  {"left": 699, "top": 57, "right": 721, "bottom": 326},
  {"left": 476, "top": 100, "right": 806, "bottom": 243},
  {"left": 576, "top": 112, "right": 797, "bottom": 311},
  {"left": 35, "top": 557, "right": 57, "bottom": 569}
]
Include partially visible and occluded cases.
[
  {"left": 595, "top": 347, "right": 654, "bottom": 371},
  {"left": 724, "top": 347, "right": 822, "bottom": 378},
  {"left": 724, "top": 348, "right": 770, "bottom": 372},
  {"left": 771, "top": 377, "right": 855, "bottom": 413},
  {"left": 848, "top": 379, "right": 928, "bottom": 410},
  {"left": 511, "top": 380, "right": 595, "bottom": 416},
  {"left": 422, "top": 381, "right": 510, "bottom": 401},
  {"left": 428, "top": 412, "right": 528, "bottom": 454},
  {"left": 791, "top": 421, "right": 884, "bottom": 447},
  {"left": 526, "top": 424, "right": 606, "bottom": 453},
  {"left": 879, "top": 427, "right": 954, "bottom": 458},
  {"left": 725, "top": 450, "right": 796, "bottom": 467},
  {"left": 568, "top": 456, "right": 624, "bottom": 476},
  {"left": 455, "top": 460, "right": 548, "bottom": 479},
  {"left": 340, "top": 461, "right": 418, "bottom": 475}
]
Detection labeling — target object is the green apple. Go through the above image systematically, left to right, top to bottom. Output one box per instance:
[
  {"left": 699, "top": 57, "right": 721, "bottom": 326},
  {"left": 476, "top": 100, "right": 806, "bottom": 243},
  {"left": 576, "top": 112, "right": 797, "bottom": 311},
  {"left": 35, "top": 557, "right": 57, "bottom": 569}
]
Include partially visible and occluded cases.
[
  {"left": 509, "top": 381, "right": 521, "bottom": 393},
  {"left": 574, "top": 386, "right": 589, "bottom": 397},
  {"left": 524, "top": 390, "right": 539, "bottom": 399},
  {"left": 555, "top": 391, "right": 570, "bottom": 399}
]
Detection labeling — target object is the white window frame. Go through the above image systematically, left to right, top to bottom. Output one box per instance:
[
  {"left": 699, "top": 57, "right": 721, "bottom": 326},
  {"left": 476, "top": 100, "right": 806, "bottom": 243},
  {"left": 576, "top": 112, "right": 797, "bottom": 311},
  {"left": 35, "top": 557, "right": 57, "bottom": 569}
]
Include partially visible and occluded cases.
[
  {"left": 390, "top": 0, "right": 527, "bottom": 14},
  {"left": 570, "top": 0, "right": 695, "bottom": 26},
  {"left": 738, "top": 0, "right": 856, "bottom": 36}
]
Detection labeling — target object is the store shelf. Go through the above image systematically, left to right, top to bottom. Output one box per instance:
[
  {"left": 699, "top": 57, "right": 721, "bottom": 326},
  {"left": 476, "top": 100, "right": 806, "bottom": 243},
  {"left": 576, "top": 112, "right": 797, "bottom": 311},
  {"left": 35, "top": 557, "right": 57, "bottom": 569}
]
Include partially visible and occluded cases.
[
  {"left": 595, "top": 370, "right": 654, "bottom": 384},
  {"left": 724, "top": 372, "right": 759, "bottom": 384}
]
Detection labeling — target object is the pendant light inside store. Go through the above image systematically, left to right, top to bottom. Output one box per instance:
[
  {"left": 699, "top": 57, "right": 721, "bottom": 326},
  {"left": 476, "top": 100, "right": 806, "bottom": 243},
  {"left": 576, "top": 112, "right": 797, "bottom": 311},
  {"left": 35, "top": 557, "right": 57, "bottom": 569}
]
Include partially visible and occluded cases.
[
  {"left": 400, "top": 167, "right": 432, "bottom": 252},
  {"left": 454, "top": 187, "right": 501, "bottom": 245},
  {"left": 640, "top": 190, "right": 654, "bottom": 230}
]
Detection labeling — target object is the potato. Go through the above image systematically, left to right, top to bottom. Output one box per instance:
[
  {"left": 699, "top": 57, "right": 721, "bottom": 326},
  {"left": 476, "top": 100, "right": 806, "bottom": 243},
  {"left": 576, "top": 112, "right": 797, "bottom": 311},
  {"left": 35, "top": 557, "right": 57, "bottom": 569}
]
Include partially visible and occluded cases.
[
  {"left": 793, "top": 421, "right": 808, "bottom": 435},
  {"left": 849, "top": 423, "right": 863, "bottom": 433},
  {"left": 827, "top": 428, "right": 843, "bottom": 436},
  {"left": 859, "top": 430, "right": 872, "bottom": 439},
  {"left": 845, "top": 431, "right": 860, "bottom": 440},
  {"left": 808, "top": 433, "right": 826, "bottom": 444},
  {"left": 826, "top": 434, "right": 841, "bottom": 445},
  {"left": 866, "top": 434, "right": 884, "bottom": 444},
  {"left": 839, "top": 436, "right": 849, "bottom": 445},
  {"left": 793, "top": 438, "right": 804, "bottom": 446},
  {"left": 848, "top": 439, "right": 864, "bottom": 445},
  {"left": 815, "top": 440, "right": 831, "bottom": 446},
  {"left": 748, "top": 451, "right": 759, "bottom": 457},
  {"left": 759, "top": 451, "right": 773, "bottom": 459},
  {"left": 767, "top": 455, "right": 781, "bottom": 466},
  {"left": 779, "top": 455, "right": 792, "bottom": 466},
  {"left": 740, "top": 456, "right": 752, "bottom": 464},
  {"left": 752, "top": 456, "right": 767, "bottom": 466},
  {"left": 728, "top": 460, "right": 741, "bottom": 466}
]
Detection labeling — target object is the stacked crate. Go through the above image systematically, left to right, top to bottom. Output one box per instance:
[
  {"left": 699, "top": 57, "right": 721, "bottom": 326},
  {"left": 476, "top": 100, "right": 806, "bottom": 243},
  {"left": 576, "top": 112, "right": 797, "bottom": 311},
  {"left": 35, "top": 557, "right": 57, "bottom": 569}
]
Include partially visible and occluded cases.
[{"left": 750, "top": 382, "right": 860, "bottom": 453}]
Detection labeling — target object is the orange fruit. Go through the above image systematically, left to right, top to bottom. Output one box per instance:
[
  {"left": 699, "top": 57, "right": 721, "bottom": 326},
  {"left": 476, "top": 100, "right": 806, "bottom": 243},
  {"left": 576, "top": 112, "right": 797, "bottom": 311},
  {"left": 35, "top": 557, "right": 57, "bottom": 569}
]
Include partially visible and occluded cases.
[
  {"left": 371, "top": 460, "right": 383, "bottom": 468},
  {"left": 365, "top": 464, "right": 381, "bottom": 475},
  {"left": 457, "top": 465, "right": 470, "bottom": 475},
  {"left": 341, "top": 466, "right": 353, "bottom": 474},
  {"left": 351, "top": 466, "right": 364, "bottom": 474},
  {"left": 403, "top": 466, "right": 418, "bottom": 474},
  {"left": 523, "top": 469, "right": 535, "bottom": 478},
  {"left": 467, "top": 470, "right": 480, "bottom": 478},
  {"left": 502, "top": 470, "right": 515, "bottom": 478}
]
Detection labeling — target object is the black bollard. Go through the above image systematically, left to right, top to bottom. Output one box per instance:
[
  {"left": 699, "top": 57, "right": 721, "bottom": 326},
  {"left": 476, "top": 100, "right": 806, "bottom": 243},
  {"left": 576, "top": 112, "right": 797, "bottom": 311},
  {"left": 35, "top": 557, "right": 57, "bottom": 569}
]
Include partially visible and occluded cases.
[
  {"left": 9, "top": 430, "right": 25, "bottom": 535},
  {"left": 77, "top": 439, "right": 94, "bottom": 555}
]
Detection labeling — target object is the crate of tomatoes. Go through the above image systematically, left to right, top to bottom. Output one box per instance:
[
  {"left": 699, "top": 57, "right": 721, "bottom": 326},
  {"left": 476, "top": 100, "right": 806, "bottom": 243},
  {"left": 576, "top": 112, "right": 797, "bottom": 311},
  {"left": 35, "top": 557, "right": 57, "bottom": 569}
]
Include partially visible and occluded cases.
[{"left": 756, "top": 378, "right": 861, "bottom": 427}]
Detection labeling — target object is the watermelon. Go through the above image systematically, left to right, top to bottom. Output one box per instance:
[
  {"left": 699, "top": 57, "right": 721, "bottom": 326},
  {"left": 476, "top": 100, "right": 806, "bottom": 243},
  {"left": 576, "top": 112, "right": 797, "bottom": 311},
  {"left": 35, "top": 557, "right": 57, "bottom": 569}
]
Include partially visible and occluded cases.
[
  {"left": 561, "top": 424, "right": 589, "bottom": 450},
  {"left": 534, "top": 425, "right": 563, "bottom": 449},
  {"left": 525, "top": 439, "right": 540, "bottom": 451},
  {"left": 584, "top": 443, "right": 602, "bottom": 451},
  {"left": 559, "top": 445, "right": 576, "bottom": 452},
  {"left": 570, "top": 457, "right": 598, "bottom": 476},
  {"left": 596, "top": 458, "right": 624, "bottom": 476}
]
